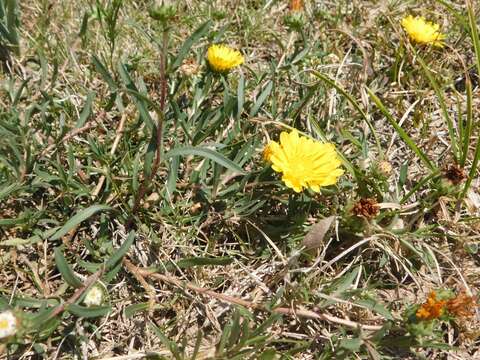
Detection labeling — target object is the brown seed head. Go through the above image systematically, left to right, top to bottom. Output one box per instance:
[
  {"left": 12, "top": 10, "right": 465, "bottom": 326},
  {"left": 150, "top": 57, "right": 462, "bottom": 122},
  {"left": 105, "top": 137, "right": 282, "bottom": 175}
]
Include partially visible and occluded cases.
[
  {"left": 444, "top": 164, "right": 466, "bottom": 185},
  {"left": 352, "top": 198, "right": 379, "bottom": 219},
  {"left": 446, "top": 291, "right": 477, "bottom": 319}
]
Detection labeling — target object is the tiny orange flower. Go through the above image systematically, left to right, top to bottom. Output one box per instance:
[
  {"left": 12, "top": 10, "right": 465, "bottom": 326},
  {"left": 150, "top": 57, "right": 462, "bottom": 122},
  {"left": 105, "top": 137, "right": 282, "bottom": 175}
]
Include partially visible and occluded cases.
[
  {"left": 290, "top": 0, "right": 303, "bottom": 12},
  {"left": 416, "top": 291, "right": 447, "bottom": 321}
]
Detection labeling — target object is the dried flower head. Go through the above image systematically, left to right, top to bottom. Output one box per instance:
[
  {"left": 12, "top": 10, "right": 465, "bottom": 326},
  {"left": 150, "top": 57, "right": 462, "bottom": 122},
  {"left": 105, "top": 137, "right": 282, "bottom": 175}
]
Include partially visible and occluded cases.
[
  {"left": 401, "top": 15, "right": 445, "bottom": 47},
  {"left": 206, "top": 44, "right": 244, "bottom": 73},
  {"left": 264, "top": 130, "right": 344, "bottom": 193},
  {"left": 378, "top": 160, "right": 392, "bottom": 177},
  {"left": 444, "top": 164, "right": 466, "bottom": 185},
  {"left": 352, "top": 198, "right": 379, "bottom": 219},
  {"left": 83, "top": 284, "right": 105, "bottom": 307},
  {"left": 416, "top": 291, "right": 447, "bottom": 321},
  {"left": 446, "top": 291, "right": 477, "bottom": 318},
  {"left": 0, "top": 310, "right": 18, "bottom": 339}
]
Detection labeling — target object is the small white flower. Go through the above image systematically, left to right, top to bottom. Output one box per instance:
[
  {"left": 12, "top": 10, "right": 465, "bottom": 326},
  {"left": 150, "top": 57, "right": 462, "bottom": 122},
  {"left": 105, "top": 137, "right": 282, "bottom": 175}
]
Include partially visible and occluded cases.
[
  {"left": 83, "top": 285, "right": 104, "bottom": 307},
  {"left": 0, "top": 310, "right": 18, "bottom": 339}
]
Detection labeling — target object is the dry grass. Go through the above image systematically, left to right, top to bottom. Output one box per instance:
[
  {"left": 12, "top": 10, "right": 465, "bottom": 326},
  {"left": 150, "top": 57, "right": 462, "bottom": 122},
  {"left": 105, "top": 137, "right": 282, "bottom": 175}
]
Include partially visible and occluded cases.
[{"left": 1, "top": 0, "right": 480, "bottom": 359}]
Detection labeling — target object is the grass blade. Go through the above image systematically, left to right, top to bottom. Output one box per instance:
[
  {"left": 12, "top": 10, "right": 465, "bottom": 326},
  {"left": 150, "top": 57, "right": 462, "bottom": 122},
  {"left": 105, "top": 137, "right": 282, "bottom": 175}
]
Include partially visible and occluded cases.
[
  {"left": 172, "top": 20, "right": 212, "bottom": 69},
  {"left": 416, "top": 53, "right": 458, "bottom": 162},
  {"left": 310, "top": 71, "right": 383, "bottom": 156},
  {"left": 367, "top": 87, "right": 436, "bottom": 172},
  {"left": 165, "top": 146, "right": 247, "bottom": 174},
  {"left": 50, "top": 205, "right": 112, "bottom": 241},
  {"left": 105, "top": 230, "right": 135, "bottom": 270},
  {"left": 54, "top": 247, "right": 83, "bottom": 288},
  {"left": 68, "top": 304, "right": 111, "bottom": 318}
]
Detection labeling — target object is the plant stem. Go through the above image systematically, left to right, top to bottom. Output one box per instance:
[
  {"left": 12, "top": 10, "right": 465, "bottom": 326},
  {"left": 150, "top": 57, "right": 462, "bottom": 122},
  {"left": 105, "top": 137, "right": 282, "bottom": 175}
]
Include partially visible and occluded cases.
[{"left": 126, "top": 27, "right": 168, "bottom": 230}]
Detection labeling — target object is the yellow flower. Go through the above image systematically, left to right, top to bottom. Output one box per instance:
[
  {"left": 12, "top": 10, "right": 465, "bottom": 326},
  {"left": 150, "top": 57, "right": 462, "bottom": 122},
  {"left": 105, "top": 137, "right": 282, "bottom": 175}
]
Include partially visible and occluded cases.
[
  {"left": 401, "top": 15, "right": 445, "bottom": 47},
  {"left": 206, "top": 44, "right": 244, "bottom": 73},
  {"left": 264, "top": 130, "right": 344, "bottom": 193},
  {"left": 0, "top": 310, "right": 18, "bottom": 339}
]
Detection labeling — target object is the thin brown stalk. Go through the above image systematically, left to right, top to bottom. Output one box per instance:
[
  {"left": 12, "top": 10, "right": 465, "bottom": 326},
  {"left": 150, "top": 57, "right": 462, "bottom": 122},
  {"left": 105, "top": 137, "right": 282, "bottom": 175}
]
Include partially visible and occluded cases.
[
  {"left": 126, "top": 29, "right": 168, "bottom": 230},
  {"left": 39, "top": 123, "right": 96, "bottom": 158},
  {"left": 124, "top": 259, "right": 383, "bottom": 331}
]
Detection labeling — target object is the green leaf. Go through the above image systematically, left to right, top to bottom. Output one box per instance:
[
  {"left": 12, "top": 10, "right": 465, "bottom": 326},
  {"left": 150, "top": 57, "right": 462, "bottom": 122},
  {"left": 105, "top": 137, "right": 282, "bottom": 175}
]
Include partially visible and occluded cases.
[
  {"left": 172, "top": 20, "right": 212, "bottom": 69},
  {"left": 416, "top": 54, "right": 458, "bottom": 162},
  {"left": 92, "top": 55, "right": 117, "bottom": 91},
  {"left": 118, "top": 63, "right": 154, "bottom": 129},
  {"left": 311, "top": 71, "right": 382, "bottom": 156},
  {"left": 237, "top": 72, "right": 245, "bottom": 119},
  {"left": 250, "top": 81, "right": 273, "bottom": 117},
  {"left": 367, "top": 87, "right": 436, "bottom": 172},
  {"left": 76, "top": 91, "right": 96, "bottom": 128},
  {"left": 142, "top": 125, "right": 158, "bottom": 181},
  {"left": 165, "top": 146, "right": 246, "bottom": 174},
  {"left": 50, "top": 205, "right": 112, "bottom": 240},
  {"left": 0, "top": 227, "right": 59, "bottom": 247},
  {"left": 105, "top": 230, "right": 135, "bottom": 270},
  {"left": 54, "top": 247, "right": 83, "bottom": 288},
  {"left": 355, "top": 297, "right": 394, "bottom": 320},
  {"left": 124, "top": 302, "right": 152, "bottom": 318},
  {"left": 68, "top": 304, "right": 111, "bottom": 318},
  {"left": 150, "top": 322, "right": 182, "bottom": 360},
  {"left": 339, "top": 337, "right": 363, "bottom": 352},
  {"left": 259, "top": 349, "right": 277, "bottom": 360}
]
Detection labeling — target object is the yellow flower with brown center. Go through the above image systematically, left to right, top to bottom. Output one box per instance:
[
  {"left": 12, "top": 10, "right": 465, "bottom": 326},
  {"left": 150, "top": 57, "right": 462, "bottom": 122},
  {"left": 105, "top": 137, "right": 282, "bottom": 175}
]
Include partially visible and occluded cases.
[
  {"left": 401, "top": 15, "right": 445, "bottom": 47},
  {"left": 206, "top": 44, "right": 244, "bottom": 73},
  {"left": 264, "top": 130, "right": 344, "bottom": 193},
  {"left": 416, "top": 291, "right": 447, "bottom": 320}
]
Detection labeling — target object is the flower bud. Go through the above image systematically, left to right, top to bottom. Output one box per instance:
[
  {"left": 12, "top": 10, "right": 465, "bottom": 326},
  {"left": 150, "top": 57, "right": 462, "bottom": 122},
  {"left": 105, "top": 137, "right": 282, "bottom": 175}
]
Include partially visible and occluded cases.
[
  {"left": 149, "top": 4, "right": 176, "bottom": 24},
  {"left": 83, "top": 284, "right": 105, "bottom": 307}
]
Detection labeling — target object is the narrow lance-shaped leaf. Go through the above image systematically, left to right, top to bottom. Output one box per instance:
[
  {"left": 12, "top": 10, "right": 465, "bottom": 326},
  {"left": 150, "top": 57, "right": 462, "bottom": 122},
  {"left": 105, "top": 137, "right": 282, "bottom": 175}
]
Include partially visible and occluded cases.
[
  {"left": 172, "top": 20, "right": 212, "bottom": 69},
  {"left": 118, "top": 63, "right": 154, "bottom": 130},
  {"left": 310, "top": 71, "right": 383, "bottom": 156},
  {"left": 250, "top": 81, "right": 273, "bottom": 117},
  {"left": 366, "top": 87, "right": 436, "bottom": 172},
  {"left": 165, "top": 146, "right": 246, "bottom": 174},
  {"left": 50, "top": 205, "right": 112, "bottom": 240},
  {"left": 105, "top": 230, "right": 135, "bottom": 270},
  {"left": 54, "top": 247, "right": 83, "bottom": 288},
  {"left": 68, "top": 304, "right": 111, "bottom": 318}
]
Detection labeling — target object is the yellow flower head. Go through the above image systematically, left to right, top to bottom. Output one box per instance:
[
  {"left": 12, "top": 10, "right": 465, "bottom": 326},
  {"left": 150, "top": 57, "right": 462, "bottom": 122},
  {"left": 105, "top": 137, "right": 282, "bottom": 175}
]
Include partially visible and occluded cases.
[
  {"left": 401, "top": 15, "right": 445, "bottom": 47},
  {"left": 207, "top": 44, "right": 244, "bottom": 73},
  {"left": 264, "top": 130, "right": 344, "bottom": 193},
  {"left": 416, "top": 291, "right": 446, "bottom": 321}
]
